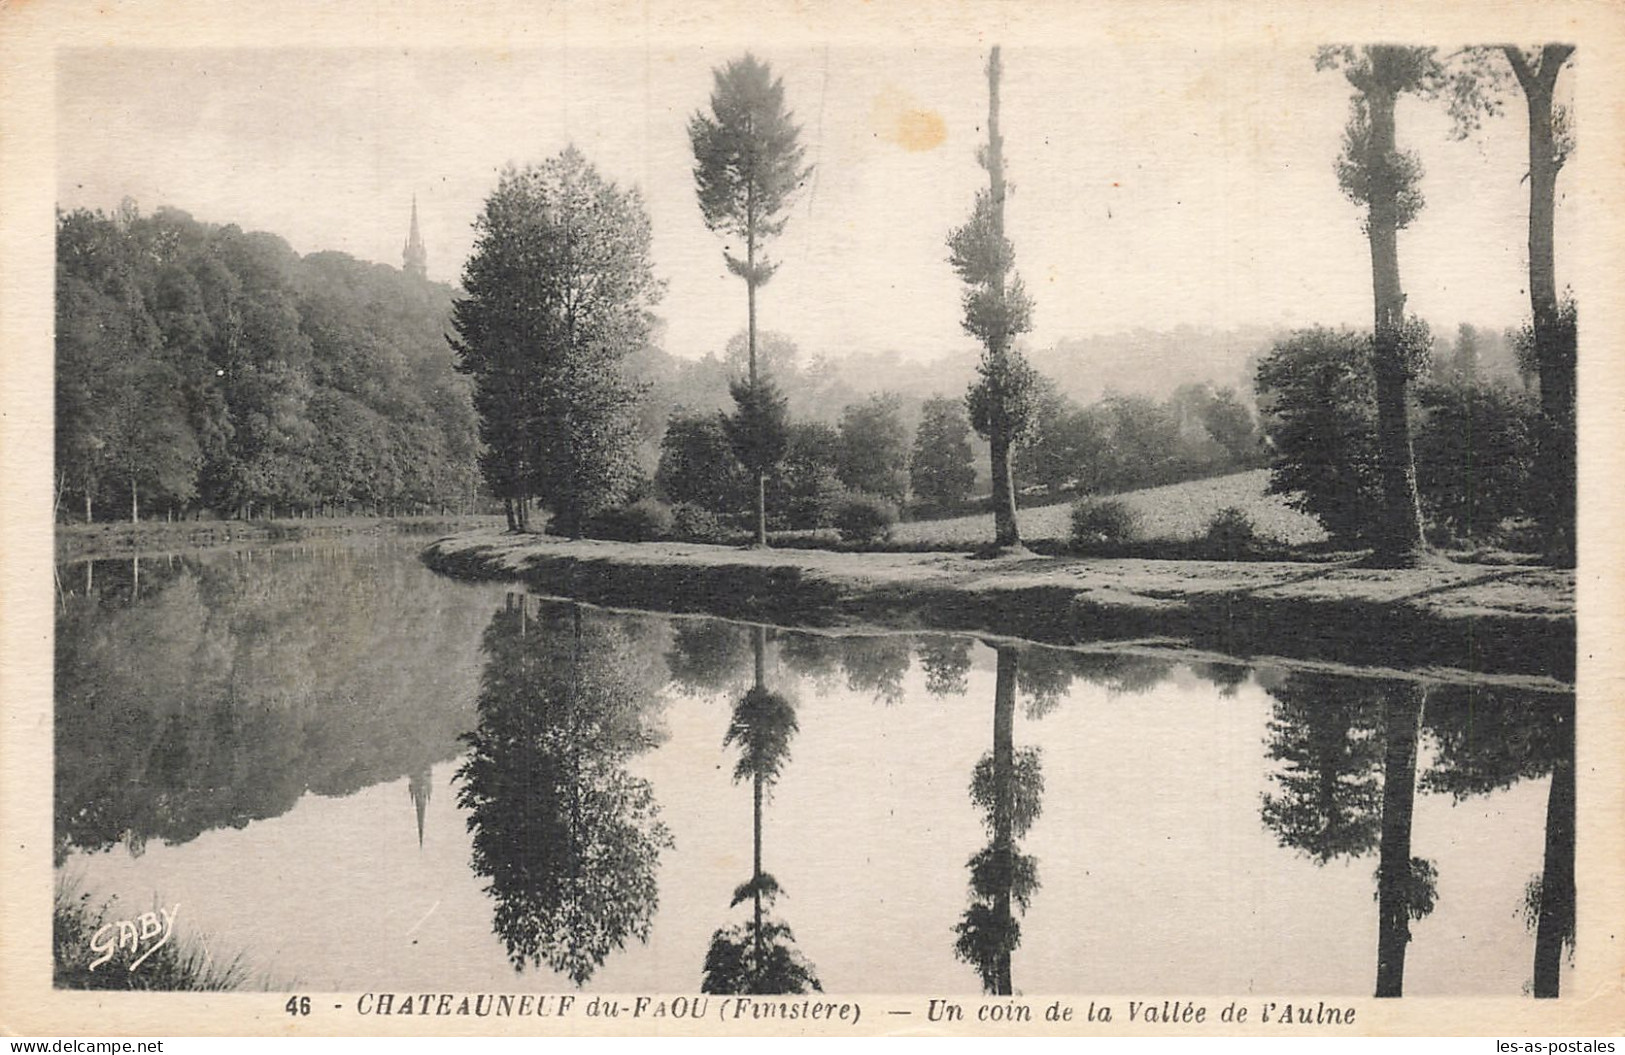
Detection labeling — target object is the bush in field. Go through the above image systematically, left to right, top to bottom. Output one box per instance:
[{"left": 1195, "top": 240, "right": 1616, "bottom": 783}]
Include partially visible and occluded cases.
[
  {"left": 1254, "top": 328, "right": 1382, "bottom": 544},
  {"left": 1414, "top": 378, "right": 1538, "bottom": 541},
  {"left": 837, "top": 393, "right": 911, "bottom": 506},
  {"left": 911, "top": 395, "right": 978, "bottom": 512},
  {"left": 656, "top": 412, "right": 751, "bottom": 513},
  {"left": 769, "top": 421, "right": 845, "bottom": 530},
  {"left": 834, "top": 492, "right": 899, "bottom": 545},
  {"left": 1069, "top": 497, "right": 1141, "bottom": 548},
  {"left": 585, "top": 498, "right": 673, "bottom": 542},
  {"left": 669, "top": 502, "right": 731, "bottom": 543},
  {"left": 1202, "top": 505, "right": 1258, "bottom": 559}
]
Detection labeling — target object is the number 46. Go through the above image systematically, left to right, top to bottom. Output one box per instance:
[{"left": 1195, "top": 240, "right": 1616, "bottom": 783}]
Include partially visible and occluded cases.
[{"left": 285, "top": 996, "right": 311, "bottom": 1016}]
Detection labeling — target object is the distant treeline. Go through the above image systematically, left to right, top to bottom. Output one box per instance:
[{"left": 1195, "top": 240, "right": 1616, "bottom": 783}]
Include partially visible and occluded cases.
[{"left": 56, "top": 204, "right": 479, "bottom": 522}]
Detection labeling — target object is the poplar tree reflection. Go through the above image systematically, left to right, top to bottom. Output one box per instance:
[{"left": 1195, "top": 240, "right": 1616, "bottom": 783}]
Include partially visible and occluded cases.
[
  {"left": 457, "top": 595, "right": 672, "bottom": 986},
  {"left": 702, "top": 626, "right": 821, "bottom": 994},
  {"left": 954, "top": 644, "right": 1043, "bottom": 995},
  {"left": 1258, "top": 673, "right": 1436, "bottom": 997}
]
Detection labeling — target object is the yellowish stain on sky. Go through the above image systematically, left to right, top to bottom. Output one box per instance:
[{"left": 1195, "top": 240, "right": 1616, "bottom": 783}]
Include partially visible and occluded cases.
[{"left": 871, "top": 84, "right": 947, "bottom": 152}]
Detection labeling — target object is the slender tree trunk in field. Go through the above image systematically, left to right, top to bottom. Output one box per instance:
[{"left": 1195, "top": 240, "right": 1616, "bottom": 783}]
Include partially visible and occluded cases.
[
  {"left": 1507, "top": 45, "right": 1576, "bottom": 567},
  {"left": 1363, "top": 84, "right": 1426, "bottom": 565},
  {"left": 748, "top": 230, "right": 769, "bottom": 548},
  {"left": 130, "top": 478, "right": 139, "bottom": 524}
]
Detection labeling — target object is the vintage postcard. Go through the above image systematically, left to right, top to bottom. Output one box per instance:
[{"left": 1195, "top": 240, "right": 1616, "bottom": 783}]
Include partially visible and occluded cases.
[{"left": 2, "top": 0, "right": 1621, "bottom": 1040}]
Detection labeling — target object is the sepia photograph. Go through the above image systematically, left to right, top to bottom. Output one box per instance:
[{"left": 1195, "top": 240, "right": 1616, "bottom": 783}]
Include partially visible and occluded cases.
[{"left": 2, "top": 0, "right": 1621, "bottom": 1040}]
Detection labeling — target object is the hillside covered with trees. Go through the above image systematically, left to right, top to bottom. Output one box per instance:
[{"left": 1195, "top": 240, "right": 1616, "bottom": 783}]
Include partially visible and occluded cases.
[{"left": 56, "top": 204, "right": 479, "bottom": 523}]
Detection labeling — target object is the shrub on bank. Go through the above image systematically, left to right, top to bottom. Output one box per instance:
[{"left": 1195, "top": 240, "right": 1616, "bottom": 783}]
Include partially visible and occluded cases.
[
  {"left": 834, "top": 492, "right": 899, "bottom": 545},
  {"left": 1069, "top": 497, "right": 1141, "bottom": 549},
  {"left": 585, "top": 498, "right": 674, "bottom": 542},
  {"left": 669, "top": 502, "right": 732, "bottom": 544},
  {"left": 1201, "top": 505, "right": 1258, "bottom": 559}
]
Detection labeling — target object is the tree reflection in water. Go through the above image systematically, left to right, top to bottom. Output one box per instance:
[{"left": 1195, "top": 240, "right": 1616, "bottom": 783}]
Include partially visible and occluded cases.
[
  {"left": 457, "top": 594, "right": 672, "bottom": 986},
  {"left": 702, "top": 626, "right": 821, "bottom": 994},
  {"left": 955, "top": 644, "right": 1043, "bottom": 995},
  {"left": 1257, "top": 671, "right": 1581, "bottom": 997},
  {"left": 1258, "top": 673, "right": 1434, "bottom": 996},
  {"left": 1423, "top": 683, "right": 1574, "bottom": 997}
]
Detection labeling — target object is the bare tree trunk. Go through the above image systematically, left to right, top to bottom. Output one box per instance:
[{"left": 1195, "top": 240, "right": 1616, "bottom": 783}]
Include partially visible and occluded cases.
[
  {"left": 1507, "top": 46, "right": 1576, "bottom": 567},
  {"left": 984, "top": 47, "right": 1022, "bottom": 551},
  {"left": 1364, "top": 81, "right": 1426, "bottom": 566},
  {"left": 748, "top": 235, "right": 769, "bottom": 549},
  {"left": 989, "top": 424, "right": 1018, "bottom": 548},
  {"left": 130, "top": 478, "right": 139, "bottom": 524}
]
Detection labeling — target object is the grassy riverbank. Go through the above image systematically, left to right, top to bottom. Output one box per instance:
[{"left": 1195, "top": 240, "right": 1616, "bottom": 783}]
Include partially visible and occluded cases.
[
  {"left": 56, "top": 514, "right": 505, "bottom": 563},
  {"left": 422, "top": 528, "right": 1574, "bottom": 683}
]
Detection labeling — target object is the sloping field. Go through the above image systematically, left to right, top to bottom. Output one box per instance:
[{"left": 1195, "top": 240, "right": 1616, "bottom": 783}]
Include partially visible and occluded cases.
[{"left": 891, "top": 469, "right": 1328, "bottom": 547}]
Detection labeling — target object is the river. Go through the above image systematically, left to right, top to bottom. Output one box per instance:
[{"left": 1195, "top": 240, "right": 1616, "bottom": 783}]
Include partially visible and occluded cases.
[{"left": 53, "top": 538, "right": 1574, "bottom": 996}]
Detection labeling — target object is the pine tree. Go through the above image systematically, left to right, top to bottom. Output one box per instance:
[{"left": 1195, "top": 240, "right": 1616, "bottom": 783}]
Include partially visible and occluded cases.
[{"left": 689, "top": 54, "right": 812, "bottom": 546}]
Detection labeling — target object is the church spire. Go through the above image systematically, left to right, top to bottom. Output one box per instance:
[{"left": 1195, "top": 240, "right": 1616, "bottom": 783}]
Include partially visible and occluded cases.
[{"left": 402, "top": 195, "right": 427, "bottom": 280}]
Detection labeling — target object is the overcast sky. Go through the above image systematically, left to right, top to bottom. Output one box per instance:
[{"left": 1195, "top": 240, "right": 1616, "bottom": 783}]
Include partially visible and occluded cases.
[{"left": 56, "top": 43, "right": 1573, "bottom": 362}]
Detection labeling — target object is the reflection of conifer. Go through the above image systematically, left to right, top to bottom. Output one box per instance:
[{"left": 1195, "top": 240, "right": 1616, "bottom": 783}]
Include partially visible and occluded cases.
[
  {"left": 457, "top": 597, "right": 672, "bottom": 986},
  {"left": 703, "top": 626, "right": 821, "bottom": 994},
  {"left": 955, "top": 645, "right": 1043, "bottom": 995}
]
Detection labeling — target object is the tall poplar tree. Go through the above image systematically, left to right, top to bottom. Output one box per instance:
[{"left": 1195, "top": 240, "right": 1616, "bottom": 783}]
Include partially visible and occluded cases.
[
  {"left": 1317, "top": 46, "right": 1442, "bottom": 565},
  {"left": 1504, "top": 46, "right": 1576, "bottom": 566},
  {"left": 951, "top": 47, "right": 1039, "bottom": 552},
  {"left": 689, "top": 53, "right": 812, "bottom": 546}
]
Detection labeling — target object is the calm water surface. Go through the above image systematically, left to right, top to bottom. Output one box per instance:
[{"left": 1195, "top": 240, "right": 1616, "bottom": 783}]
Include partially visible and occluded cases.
[{"left": 54, "top": 540, "right": 1574, "bottom": 995}]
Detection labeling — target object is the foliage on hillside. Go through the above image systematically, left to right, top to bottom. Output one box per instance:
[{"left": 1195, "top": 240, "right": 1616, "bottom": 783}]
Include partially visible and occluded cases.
[{"left": 56, "top": 204, "right": 477, "bottom": 523}]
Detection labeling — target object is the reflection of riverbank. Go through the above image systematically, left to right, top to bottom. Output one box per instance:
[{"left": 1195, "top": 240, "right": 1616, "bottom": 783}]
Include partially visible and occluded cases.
[
  {"left": 57, "top": 514, "right": 504, "bottom": 563},
  {"left": 423, "top": 530, "right": 1574, "bottom": 681},
  {"left": 53, "top": 540, "right": 1573, "bottom": 994},
  {"left": 54, "top": 545, "right": 494, "bottom": 862}
]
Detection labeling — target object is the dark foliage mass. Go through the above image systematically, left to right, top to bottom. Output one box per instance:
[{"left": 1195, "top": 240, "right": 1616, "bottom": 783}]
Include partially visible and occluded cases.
[
  {"left": 452, "top": 149, "right": 660, "bottom": 535},
  {"left": 56, "top": 205, "right": 478, "bottom": 523},
  {"left": 1256, "top": 327, "right": 1542, "bottom": 545},
  {"left": 1013, "top": 379, "right": 1267, "bottom": 500},
  {"left": 457, "top": 599, "right": 672, "bottom": 985}
]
